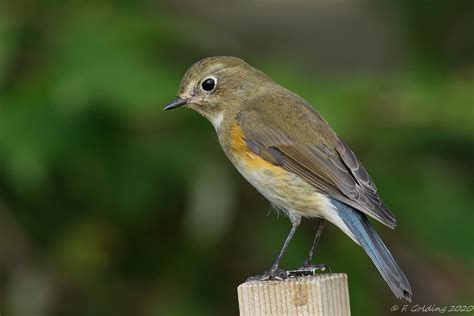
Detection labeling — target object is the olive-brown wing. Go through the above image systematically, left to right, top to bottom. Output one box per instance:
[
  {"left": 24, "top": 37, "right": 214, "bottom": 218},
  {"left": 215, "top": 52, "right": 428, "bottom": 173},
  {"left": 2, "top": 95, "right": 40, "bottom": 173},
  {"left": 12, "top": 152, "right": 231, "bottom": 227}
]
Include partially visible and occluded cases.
[{"left": 238, "top": 109, "right": 396, "bottom": 228}]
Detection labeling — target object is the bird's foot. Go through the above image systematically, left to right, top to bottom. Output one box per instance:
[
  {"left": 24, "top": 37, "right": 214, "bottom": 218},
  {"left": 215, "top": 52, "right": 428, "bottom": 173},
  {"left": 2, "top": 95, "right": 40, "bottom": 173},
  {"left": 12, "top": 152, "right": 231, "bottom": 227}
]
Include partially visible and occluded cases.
[
  {"left": 287, "top": 263, "right": 332, "bottom": 277},
  {"left": 246, "top": 268, "right": 288, "bottom": 282}
]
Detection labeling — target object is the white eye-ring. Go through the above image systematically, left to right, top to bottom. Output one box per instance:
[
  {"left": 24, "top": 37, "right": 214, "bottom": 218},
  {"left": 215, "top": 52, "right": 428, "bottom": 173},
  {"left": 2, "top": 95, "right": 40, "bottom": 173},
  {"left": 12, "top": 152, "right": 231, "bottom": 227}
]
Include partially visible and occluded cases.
[{"left": 201, "top": 77, "right": 217, "bottom": 92}]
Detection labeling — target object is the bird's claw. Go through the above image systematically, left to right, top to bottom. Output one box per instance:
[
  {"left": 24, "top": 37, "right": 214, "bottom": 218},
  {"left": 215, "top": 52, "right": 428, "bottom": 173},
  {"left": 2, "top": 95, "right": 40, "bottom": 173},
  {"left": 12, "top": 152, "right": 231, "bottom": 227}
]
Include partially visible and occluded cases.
[
  {"left": 287, "top": 264, "right": 332, "bottom": 277},
  {"left": 246, "top": 268, "right": 288, "bottom": 282}
]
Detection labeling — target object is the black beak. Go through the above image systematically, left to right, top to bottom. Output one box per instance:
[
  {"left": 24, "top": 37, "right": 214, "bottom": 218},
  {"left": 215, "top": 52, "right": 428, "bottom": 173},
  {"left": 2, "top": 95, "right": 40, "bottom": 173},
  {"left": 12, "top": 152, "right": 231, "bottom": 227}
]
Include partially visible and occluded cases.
[{"left": 163, "top": 98, "right": 188, "bottom": 111}]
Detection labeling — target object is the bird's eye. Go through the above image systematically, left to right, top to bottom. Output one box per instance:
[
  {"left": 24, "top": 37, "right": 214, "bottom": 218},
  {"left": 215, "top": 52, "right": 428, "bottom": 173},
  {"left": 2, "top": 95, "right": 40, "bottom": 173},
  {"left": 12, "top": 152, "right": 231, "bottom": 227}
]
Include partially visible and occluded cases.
[{"left": 201, "top": 78, "right": 216, "bottom": 92}]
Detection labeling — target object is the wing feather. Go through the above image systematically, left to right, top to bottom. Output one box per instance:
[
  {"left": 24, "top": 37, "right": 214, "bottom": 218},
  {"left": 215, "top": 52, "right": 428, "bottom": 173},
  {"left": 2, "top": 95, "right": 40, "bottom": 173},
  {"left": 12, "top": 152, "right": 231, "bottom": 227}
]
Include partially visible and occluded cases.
[{"left": 238, "top": 106, "right": 396, "bottom": 228}]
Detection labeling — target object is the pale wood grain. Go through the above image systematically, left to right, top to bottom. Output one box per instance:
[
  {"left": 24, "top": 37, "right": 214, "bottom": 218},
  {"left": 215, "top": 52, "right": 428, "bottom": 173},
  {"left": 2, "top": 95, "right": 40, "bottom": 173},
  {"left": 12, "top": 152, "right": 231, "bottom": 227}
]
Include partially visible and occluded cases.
[{"left": 237, "top": 273, "right": 350, "bottom": 316}]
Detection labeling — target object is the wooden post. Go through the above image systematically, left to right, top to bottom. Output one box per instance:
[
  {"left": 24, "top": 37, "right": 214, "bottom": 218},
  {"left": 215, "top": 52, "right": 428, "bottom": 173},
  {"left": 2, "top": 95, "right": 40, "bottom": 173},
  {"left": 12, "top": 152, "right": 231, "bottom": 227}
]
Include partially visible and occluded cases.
[{"left": 237, "top": 273, "right": 350, "bottom": 316}]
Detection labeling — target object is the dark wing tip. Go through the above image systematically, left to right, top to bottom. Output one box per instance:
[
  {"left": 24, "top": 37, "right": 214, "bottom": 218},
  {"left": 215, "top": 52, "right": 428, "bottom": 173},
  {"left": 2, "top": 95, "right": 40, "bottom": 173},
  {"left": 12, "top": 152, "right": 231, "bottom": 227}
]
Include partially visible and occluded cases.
[{"left": 336, "top": 140, "right": 398, "bottom": 228}]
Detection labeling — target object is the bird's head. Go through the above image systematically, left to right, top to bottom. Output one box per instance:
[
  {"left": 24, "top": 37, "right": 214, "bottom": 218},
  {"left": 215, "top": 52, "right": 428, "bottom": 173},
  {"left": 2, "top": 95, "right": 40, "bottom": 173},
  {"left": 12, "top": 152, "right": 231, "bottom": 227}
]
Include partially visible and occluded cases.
[{"left": 164, "top": 56, "right": 270, "bottom": 129}]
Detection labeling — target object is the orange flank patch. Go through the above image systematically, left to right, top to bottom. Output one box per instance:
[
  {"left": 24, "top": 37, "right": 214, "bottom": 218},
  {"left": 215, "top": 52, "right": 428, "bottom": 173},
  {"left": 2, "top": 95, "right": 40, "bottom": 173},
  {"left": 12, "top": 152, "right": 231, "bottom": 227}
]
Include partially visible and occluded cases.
[{"left": 230, "top": 124, "right": 284, "bottom": 175}]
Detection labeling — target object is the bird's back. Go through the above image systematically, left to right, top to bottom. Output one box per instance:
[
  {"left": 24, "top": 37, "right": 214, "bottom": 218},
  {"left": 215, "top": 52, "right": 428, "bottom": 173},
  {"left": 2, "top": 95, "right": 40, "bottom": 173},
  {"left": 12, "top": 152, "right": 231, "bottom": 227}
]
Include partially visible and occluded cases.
[{"left": 220, "top": 80, "right": 397, "bottom": 228}]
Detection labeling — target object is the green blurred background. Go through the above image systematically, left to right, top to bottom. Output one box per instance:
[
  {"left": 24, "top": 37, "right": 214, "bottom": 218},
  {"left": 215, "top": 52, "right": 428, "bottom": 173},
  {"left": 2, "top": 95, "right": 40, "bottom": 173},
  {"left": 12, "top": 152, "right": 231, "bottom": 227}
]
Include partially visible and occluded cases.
[{"left": 0, "top": 1, "right": 473, "bottom": 315}]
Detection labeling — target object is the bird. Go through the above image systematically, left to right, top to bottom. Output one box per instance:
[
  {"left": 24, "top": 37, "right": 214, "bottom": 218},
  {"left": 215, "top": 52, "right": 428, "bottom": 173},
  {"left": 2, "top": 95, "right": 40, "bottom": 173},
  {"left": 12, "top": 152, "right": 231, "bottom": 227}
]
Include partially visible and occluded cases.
[{"left": 164, "top": 56, "right": 412, "bottom": 301}]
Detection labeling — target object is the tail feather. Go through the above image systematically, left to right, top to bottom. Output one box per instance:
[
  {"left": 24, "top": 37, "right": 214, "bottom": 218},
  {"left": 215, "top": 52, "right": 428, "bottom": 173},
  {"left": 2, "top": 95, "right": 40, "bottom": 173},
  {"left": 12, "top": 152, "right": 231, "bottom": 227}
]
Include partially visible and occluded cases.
[{"left": 330, "top": 199, "right": 412, "bottom": 301}]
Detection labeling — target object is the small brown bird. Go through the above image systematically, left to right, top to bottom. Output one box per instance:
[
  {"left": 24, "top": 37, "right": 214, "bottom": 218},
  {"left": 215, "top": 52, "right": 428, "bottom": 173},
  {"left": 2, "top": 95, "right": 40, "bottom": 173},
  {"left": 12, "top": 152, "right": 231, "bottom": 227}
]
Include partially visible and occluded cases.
[{"left": 164, "top": 56, "right": 412, "bottom": 301}]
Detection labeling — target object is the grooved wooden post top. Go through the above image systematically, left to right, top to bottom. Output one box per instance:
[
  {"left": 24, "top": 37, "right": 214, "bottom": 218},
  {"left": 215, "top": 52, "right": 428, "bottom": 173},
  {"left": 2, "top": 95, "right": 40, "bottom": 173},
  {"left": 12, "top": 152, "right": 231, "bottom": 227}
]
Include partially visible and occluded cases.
[{"left": 237, "top": 273, "right": 350, "bottom": 316}]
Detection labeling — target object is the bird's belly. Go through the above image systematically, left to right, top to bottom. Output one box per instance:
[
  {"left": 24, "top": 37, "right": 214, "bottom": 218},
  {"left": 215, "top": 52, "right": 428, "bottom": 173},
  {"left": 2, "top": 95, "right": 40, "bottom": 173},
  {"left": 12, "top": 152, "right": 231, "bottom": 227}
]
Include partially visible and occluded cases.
[
  {"left": 222, "top": 122, "right": 333, "bottom": 219},
  {"left": 231, "top": 151, "right": 331, "bottom": 218}
]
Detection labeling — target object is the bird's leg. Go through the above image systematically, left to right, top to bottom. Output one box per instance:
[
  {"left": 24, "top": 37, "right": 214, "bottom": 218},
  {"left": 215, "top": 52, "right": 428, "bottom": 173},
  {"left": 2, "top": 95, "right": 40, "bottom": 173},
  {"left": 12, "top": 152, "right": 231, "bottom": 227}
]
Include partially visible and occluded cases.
[
  {"left": 247, "top": 215, "right": 301, "bottom": 281},
  {"left": 269, "top": 217, "right": 301, "bottom": 273},
  {"left": 288, "top": 219, "right": 331, "bottom": 276},
  {"left": 303, "top": 219, "right": 325, "bottom": 267}
]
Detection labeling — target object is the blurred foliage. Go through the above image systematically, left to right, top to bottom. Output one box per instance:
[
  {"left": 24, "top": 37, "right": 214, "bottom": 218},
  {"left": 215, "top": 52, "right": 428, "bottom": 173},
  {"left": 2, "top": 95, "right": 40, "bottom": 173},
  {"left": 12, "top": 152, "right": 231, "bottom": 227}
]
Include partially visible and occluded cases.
[{"left": 0, "top": 1, "right": 473, "bottom": 315}]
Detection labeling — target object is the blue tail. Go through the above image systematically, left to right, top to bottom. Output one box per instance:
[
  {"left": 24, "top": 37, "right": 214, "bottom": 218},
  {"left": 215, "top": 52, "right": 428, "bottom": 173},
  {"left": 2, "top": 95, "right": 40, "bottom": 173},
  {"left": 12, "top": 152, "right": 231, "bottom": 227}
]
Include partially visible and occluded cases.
[{"left": 330, "top": 199, "right": 412, "bottom": 301}]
